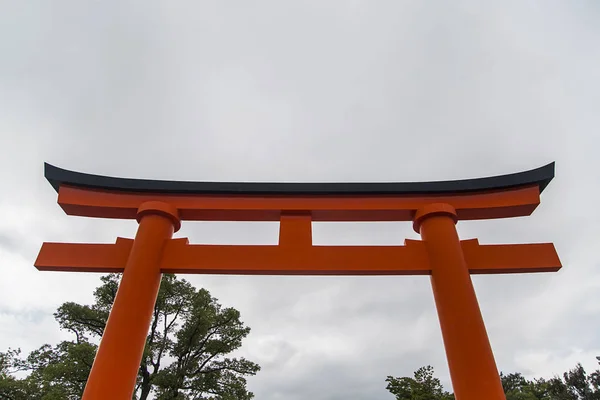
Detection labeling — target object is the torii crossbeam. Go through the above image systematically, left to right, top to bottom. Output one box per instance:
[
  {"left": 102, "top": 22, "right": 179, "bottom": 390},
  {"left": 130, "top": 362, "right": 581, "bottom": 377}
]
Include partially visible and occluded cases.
[{"left": 35, "top": 162, "right": 561, "bottom": 400}]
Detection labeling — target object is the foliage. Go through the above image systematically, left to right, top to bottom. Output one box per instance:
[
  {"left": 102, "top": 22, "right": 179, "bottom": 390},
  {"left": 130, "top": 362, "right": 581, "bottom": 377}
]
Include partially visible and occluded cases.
[
  {"left": 0, "top": 274, "right": 259, "bottom": 400},
  {"left": 387, "top": 363, "right": 600, "bottom": 400},
  {"left": 386, "top": 365, "right": 454, "bottom": 400}
]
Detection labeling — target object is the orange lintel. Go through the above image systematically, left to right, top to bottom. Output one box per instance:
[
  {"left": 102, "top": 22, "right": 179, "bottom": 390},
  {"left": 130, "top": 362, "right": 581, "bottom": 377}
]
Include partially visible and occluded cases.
[
  {"left": 56, "top": 184, "right": 541, "bottom": 222},
  {"left": 34, "top": 238, "right": 561, "bottom": 276},
  {"left": 35, "top": 238, "right": 133, "bottom": 273},
  {"left": 159, "top": 239, "right": 429, "bottom": 275},
  {"left": 461, "top": 239, "right": 561, "bottom": 274}
]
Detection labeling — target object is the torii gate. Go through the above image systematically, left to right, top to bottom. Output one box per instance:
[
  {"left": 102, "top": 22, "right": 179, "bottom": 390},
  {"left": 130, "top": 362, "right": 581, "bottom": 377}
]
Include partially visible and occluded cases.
[{"left": 35, "top": 162, "right": 561, "bottom": 400}]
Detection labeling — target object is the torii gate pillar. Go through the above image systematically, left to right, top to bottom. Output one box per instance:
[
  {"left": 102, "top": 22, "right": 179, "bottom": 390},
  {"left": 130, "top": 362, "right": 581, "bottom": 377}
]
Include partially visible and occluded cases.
[
  {"left": 34, "top": 162, "right": 561, "bottom": 400},
  {"left": 81, "top": 202, "right": 180, "bottom": 399},
  {"left": 415, "top": 204, "right": 505, "bottom": 398}
]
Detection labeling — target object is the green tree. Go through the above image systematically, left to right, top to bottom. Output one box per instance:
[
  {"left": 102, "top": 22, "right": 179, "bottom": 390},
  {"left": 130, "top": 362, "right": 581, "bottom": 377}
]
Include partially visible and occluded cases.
[
  {"left": 0, "top": 274, "right": 260, "bottom": 400},
  {"left": 0, "top": 342, "right": 97, "bottom": 400},
  {"left": 387, "top": 363, "right": 600, "bottom": 400},
  {"left": 557, "top": 363, "right": 600, "bottom": 400},
  {"left": 386, "top": 365, "right": 454, "bottom": 400},
  {"left": 500, "top": 372, "right": 558, "bottom": 400}
]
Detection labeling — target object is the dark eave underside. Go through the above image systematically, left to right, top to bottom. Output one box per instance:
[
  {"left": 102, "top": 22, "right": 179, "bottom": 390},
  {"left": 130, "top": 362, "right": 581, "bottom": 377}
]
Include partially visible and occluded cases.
[{"left": 45, "top": 162, "right": 555, "bottom": 196}]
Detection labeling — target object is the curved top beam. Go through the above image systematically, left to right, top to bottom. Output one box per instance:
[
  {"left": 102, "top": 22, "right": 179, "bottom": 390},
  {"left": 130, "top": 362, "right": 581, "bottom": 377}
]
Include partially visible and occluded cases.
[{"left": 45, "top": 162, "right": 555, "bottom": 196}]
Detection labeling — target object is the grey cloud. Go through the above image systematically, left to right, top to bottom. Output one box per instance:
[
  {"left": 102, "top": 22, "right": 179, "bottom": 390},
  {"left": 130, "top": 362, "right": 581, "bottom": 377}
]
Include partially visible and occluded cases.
[{"left": 0, "top": 1, "right": 599, "bottom": 399}]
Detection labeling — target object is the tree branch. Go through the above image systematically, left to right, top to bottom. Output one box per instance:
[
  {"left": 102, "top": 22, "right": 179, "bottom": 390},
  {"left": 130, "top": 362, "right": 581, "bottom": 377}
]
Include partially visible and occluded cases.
[
  {"left": 153, "top": 301, "right": 184, "bottom": 376},
  {"left": 147, "top": 303, "right": 161, "bottom": 368},
  {"left": 186, "top": 315, "right": 237, "bottom": 364}
]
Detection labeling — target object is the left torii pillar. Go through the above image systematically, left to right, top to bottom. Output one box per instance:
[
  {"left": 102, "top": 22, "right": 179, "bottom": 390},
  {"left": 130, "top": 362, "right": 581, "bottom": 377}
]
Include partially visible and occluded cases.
[{"left": 82, "top": 201, "right": 180, "bottom": 399}]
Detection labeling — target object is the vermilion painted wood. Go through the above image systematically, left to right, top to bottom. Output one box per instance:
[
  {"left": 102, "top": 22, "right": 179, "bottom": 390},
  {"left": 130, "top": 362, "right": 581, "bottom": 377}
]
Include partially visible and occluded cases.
[
  {"left": 35, "top": 163, "right": 562, "bottom": 400},
  {"left": 55, "top": 184, "right": 541, "bottom": 222},
  {"left": 81, "top": 205, "right": 178, "bottom": 400},
  {"left": 417, "top": 205, "right": 506, "bottom": 400},
  {"left": 35, "top": 239, "right": 561, "bottom": 275}
]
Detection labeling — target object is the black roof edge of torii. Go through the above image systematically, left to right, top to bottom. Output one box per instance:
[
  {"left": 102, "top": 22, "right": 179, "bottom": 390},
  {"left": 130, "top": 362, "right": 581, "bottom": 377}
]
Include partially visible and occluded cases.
[{"left": 43, "top": 162, "right": 555, "bottom": 196}]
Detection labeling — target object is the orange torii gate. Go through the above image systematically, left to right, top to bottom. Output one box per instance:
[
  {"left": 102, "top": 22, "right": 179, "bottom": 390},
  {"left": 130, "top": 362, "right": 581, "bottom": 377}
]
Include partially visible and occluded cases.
[{"left": 35, "top": 162, "right": 561, "bottom": 400}]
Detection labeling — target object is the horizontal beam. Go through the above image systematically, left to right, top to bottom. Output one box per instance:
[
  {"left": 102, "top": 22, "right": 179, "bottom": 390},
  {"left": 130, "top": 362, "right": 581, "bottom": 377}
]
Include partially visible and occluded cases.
[
  {"left": 45, "top": 162, "right": 555, "bottom": 195},
  {"left": 45, "top": 163, "right": 554, "bottom": 222},
  {"left": 56, "top": 184, "right": 542, "bottom": 222},
  {"left": 34, "top": 238, "right": 561, "bottom": 276},
  {"left": 35, "top": 238, "right": 133, "bottom": 273},
  {"left": 160, "top": 239, "right": 430, "bottom": 275},
  {"left": 461, "top": 239, "right": 561, "bottom": 274}
]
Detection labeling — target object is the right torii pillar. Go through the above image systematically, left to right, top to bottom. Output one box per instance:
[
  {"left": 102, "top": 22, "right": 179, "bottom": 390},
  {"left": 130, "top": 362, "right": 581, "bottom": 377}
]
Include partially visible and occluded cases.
[{"left": 415, "top": 203, "right": 505, "bottom": 398}]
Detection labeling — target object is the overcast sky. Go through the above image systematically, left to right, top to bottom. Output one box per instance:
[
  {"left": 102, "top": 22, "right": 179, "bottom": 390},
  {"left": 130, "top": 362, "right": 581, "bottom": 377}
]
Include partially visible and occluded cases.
[{"left": 1, "top": 1, "right": 599, "bottom": 399}]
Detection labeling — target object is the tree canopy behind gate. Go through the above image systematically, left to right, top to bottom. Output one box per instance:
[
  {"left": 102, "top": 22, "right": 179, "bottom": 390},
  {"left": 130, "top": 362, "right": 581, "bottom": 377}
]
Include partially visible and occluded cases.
[
  {"left": 0, "top": 274, "right": 260, "bottom": 400},
  {"left": 386, "top": 364, "right": 600, "bottom": 400}
]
